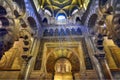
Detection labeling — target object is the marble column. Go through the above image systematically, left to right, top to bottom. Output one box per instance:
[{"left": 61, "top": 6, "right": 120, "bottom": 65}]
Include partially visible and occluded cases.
[{"left": 95, "top": 53, "right": 113, "bottom": 80}]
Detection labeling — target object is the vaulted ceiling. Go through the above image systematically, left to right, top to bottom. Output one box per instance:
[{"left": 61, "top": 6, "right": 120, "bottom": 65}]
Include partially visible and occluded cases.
[{"left": 38, "top": 0, "right": 90, "bottom": 17}]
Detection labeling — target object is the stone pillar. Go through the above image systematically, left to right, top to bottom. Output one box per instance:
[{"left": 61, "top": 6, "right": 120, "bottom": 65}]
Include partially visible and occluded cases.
[{"left": 95, "top": 53, "right": 113, "bottom": 80}]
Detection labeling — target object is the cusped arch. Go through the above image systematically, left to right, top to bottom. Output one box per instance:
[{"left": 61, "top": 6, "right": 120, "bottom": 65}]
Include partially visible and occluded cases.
[
  {"left": 0, "top": 1, "right": 18, "bottom": 59},
  {"left": 46, "top": 48, "right": 80, "bottom": 73}
]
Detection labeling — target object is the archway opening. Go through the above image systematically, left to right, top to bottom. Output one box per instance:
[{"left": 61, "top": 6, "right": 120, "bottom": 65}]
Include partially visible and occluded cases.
[
  {"left": 0, "top": 6, "right": 7, "bottom": 16},
  {"left": 14, "top": 10, "right": 20, "bottom": 18},
  {"left": 56, "top": 13, "right": 67, "bottom": 24},
  {"left": 88, "top": 14, "right": 98, "bottom": 34},
  {"left": 88, "top": 14, "right": 98, "bottom": 28},
  {"left": 0, "top": 17, "right": 9, "bottom": 27},
  {"left": 27, "top": 17, "right": 37, "bottom": 30},
  {"left": 76, "top": 17, "right": 81, "bottom": 24},
  {"left": 20, "top": 18, "right": 27, "bottom": 28},
  {"left": 42, "top": 18, "right": 48, "bottom": 24},
  {"left": 46, "top": 48, "right": 80, "bottom": 80},
  {"left": 54, "top": 58, "right": 73, "bottom": 80}
]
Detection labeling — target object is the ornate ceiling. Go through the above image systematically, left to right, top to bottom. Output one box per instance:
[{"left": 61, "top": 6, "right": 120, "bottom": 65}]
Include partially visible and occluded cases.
[{"left": 38, "top": 0, "right": 90, "bottom": 17}]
